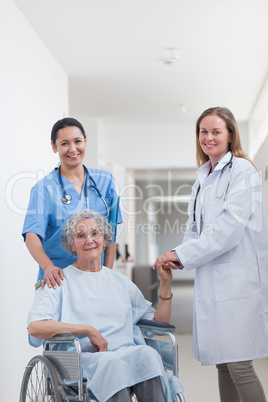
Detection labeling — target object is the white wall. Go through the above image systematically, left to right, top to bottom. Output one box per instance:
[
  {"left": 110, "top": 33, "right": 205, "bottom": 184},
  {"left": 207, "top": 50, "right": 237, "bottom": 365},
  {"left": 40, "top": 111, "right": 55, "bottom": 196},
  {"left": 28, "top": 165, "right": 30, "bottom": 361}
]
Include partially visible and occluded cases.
[
  {"left": 1, "top": 1, "right": 68, "bottom": 400},
  {"left": 77, "top": 116, "right": 100, "bottom": 169},
  {"left": 97, "top": 119, "right": 249, "bottom": 170},
  {"left": 99, "top": 123, "right": 197, "bottom": 169}
]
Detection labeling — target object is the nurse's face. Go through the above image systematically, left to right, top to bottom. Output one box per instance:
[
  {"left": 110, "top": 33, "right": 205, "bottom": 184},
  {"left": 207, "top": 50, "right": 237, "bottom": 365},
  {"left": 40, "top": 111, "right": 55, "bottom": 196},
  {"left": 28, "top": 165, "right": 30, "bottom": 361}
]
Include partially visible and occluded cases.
[
  {"left": 199, "top": 115, "right": 231, "bottom": 166},
  {"left": 51, "top": 126, "right": 87, "bottom": 169},
  {"left": 72, "top": 219, "right": 105, "bottom": 265}
]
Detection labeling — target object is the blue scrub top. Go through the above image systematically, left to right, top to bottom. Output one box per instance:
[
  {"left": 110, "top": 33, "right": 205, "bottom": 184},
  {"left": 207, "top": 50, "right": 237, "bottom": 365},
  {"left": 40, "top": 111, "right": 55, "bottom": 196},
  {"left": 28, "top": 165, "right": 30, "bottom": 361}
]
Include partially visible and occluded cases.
[{"left": 22, "top": 167, "right": 122, "bottom": 281}]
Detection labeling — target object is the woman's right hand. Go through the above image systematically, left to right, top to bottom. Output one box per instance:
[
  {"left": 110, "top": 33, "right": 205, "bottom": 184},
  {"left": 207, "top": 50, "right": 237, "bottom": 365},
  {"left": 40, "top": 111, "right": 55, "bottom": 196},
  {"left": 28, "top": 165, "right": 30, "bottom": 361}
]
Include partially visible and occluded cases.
[
  {"left": 25, "top": 233, "right": 65, "bottom": 289},
  {"left": 153, "top": 251, "right": 181, "bottom": 271},
  {"left": 42, "top": 266, "right": 64, "bottom": 290},
  {"left": 87, "top": 326, "right": 108, "bottom": 352}
]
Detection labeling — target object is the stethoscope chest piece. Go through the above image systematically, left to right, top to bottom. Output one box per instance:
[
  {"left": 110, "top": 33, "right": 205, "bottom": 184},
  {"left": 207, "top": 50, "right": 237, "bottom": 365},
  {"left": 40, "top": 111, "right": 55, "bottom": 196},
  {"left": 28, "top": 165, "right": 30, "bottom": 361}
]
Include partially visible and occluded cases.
[
  {"left": 57, "top": 164, "right": 109, "bottom": 216},
  {"left": 61, "top": 194, "right": 72, "bottom": 205},
  {"left": 190, "top": 221, "right": 198, "bottom": 233}
]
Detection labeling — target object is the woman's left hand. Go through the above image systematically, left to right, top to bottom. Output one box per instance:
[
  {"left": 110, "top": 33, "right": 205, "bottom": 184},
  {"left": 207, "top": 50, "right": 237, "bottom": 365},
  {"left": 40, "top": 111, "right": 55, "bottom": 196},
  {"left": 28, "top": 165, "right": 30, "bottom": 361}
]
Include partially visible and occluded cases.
[
  {"left": 153, "top": 251, "right": 181, "bottom": 271},
  {"left": 154, "top": 255, "right": 174, "bottom": 323},
  {"left": 156, "top": 262, "right": 173, "bottom": 283}
]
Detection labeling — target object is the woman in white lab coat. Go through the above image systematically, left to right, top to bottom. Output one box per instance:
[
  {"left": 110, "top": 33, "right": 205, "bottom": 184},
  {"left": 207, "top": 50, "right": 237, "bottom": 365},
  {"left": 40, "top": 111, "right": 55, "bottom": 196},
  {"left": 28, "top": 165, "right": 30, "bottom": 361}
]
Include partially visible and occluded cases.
[{"left": 154, "top": 107, "right": 268, "bottom": 402}]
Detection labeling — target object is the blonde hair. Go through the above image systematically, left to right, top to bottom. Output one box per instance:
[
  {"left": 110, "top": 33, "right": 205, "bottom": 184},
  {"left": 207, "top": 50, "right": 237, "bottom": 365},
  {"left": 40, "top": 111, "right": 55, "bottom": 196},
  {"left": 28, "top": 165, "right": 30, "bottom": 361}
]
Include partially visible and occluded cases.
[{"left": 195, "top": 107, "right": 254, "bottom": 168}]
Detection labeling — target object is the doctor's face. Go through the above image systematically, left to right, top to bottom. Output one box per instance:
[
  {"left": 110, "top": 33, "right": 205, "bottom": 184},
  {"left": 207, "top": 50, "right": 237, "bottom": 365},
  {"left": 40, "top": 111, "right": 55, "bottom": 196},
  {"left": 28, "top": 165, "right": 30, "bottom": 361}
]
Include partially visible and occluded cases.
[
  {"left": 199, "top": 115, "right": 231, "bottom": 166},
  {"left": 51, "top": 126, "right": 87, "bottom": 169}
]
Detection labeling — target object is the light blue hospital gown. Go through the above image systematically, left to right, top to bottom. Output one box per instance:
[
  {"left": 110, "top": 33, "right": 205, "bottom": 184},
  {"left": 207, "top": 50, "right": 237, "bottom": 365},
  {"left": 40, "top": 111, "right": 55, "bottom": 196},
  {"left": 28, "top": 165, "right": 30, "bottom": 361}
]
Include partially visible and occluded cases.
[
  {"left": 22, "top": 168, "right": 122, "bottom": 281},
  {"left": 27, "top": 266, "right": 183, "bottom": 401}
]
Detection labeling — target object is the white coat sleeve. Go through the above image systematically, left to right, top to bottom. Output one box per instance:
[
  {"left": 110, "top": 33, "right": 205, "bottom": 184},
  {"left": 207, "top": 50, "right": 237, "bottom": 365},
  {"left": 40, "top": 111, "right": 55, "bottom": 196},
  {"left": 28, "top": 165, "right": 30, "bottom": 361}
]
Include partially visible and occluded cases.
[{"left": 175, "top": 164, "right": 262, "bottom": 270}]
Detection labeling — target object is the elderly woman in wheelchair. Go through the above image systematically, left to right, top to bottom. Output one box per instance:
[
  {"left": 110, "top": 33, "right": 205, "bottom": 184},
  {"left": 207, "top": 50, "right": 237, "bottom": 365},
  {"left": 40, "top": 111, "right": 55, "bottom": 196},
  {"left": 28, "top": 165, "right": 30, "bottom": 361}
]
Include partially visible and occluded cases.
[{"left": 24, "top": 209, "right": 184, "bottom": 402}]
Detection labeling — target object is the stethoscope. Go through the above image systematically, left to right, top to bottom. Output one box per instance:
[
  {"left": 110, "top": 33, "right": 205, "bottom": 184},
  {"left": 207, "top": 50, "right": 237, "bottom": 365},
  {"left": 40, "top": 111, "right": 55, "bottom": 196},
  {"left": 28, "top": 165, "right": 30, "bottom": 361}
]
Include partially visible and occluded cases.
[
  {"left": 192, "top": 154, "right": 233, "bottom": 228},
  {"left": 57, "top": 164, "right": 110, "bottom": 218}
]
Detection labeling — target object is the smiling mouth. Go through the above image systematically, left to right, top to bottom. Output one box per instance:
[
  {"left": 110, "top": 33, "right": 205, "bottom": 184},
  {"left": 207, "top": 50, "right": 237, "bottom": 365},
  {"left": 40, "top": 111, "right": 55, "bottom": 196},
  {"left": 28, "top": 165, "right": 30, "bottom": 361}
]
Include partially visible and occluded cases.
[
  {"left": 204, "top": 143, "right": 216, "bottom": 148},
  {"left": 68, "top": 154, "right": 79, "bottom": 158}
]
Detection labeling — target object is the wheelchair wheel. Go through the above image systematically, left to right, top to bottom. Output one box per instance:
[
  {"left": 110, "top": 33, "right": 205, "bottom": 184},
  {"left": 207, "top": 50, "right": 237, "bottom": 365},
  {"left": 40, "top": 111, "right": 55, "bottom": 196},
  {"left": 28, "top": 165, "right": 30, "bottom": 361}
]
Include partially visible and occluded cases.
[{"left": 20, "top": 355, "right": 62, "bottom": 402}]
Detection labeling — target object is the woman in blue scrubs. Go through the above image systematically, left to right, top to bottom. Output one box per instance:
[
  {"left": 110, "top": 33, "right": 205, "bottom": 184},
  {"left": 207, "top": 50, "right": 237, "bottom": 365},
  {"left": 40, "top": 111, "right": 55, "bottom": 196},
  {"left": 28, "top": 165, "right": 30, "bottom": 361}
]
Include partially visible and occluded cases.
[
  {"left": 154, "top": 107, "right": 268, "bottom": 402},
  {"left": 23, "top": 117, "right": 122, "bottom": 290}
]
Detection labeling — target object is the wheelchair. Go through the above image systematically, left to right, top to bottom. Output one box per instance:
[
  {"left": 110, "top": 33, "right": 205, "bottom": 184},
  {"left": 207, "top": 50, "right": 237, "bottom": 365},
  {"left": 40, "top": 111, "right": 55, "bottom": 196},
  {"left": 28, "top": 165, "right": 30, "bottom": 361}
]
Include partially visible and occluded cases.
[{"left": 20, "top": 319, "right": 185, "bottom": 402}]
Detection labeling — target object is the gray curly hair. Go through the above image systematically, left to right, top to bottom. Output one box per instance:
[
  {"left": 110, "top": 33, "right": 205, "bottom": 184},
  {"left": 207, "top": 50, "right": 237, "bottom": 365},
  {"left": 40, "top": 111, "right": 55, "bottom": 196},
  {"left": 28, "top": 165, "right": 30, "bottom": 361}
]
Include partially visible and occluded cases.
[{"left": 61, "top": 209, "right": 113, "bottom": 254}]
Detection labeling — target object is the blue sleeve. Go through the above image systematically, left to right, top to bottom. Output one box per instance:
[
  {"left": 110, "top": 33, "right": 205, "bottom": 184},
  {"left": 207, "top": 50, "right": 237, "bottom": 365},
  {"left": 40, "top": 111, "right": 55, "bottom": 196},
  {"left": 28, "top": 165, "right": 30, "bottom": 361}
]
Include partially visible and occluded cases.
[
  {"left": 104, "top": 171, "right": 123, "bottom": 225},
  {"left": 22, "top": 181, "right": 49, "bottom": 242}
]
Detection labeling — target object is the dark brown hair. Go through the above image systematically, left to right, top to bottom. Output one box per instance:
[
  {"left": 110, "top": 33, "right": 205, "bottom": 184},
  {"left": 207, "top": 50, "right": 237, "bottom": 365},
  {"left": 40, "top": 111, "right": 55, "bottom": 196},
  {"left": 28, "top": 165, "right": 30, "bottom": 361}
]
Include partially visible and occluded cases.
[{"left": 51, "top": 117, "right": 86, "bottom": 145}]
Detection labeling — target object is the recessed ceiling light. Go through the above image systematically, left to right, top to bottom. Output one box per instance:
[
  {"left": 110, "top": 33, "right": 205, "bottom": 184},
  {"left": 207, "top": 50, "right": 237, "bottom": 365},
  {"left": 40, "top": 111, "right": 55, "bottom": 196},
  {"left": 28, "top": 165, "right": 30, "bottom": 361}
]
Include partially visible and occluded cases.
[
  {"left": 163, "top": 48, "right": 180, "bottom": 65},
  {"left": 178, "top": 103, "right": 186, "bottom": 113}
]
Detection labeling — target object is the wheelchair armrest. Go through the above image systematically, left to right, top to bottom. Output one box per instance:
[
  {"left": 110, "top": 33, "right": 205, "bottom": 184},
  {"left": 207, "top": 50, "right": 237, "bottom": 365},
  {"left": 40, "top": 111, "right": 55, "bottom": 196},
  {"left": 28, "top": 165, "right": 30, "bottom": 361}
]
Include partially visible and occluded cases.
[
  {"left": 137, "top": 319, "right": 176, "bottom": 333},
  {"left": 44, "top": 333, "right": 80, "bottom": 352},
  {"left": 44, "top": 333, "right": 83, "bottom": 366},
  {"left": 47, "top": 333, "right": 76, "bottom": 342}
]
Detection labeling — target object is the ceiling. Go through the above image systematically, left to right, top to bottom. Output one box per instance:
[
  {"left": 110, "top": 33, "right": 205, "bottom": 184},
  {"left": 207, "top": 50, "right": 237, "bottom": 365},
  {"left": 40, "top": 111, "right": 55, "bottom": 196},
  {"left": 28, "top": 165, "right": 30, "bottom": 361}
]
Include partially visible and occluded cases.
[{"left": 14, "top": 0, "right": 268, "bottom": 125}]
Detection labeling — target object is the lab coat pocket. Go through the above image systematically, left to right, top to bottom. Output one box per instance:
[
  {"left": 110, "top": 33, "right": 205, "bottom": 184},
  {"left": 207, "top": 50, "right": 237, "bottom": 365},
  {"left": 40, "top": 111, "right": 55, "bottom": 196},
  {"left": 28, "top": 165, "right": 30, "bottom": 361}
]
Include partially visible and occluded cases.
[{"left": 213, "top": 262, "right": 249, "bottom": 302}]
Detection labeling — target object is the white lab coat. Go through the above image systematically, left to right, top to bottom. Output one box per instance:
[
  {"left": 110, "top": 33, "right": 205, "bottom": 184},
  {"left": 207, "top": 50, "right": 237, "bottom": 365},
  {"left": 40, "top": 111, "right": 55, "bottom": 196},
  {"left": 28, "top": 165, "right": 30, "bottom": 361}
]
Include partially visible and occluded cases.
[{"left": 174, "top": 152, "right": 268, "bottom": 366}]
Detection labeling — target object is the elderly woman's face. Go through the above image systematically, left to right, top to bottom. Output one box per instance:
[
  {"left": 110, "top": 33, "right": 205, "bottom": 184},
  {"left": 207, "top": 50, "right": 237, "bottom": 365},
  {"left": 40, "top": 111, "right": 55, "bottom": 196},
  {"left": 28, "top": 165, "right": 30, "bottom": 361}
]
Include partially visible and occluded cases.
[{"left": 71, "top": 218, "right": 105, "bottom": 262}]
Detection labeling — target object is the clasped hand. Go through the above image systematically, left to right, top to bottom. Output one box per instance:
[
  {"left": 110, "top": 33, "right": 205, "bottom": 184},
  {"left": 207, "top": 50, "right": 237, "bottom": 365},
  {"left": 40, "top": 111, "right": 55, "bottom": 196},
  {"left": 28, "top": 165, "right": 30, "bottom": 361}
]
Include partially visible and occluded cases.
[{"left": 153, "top": 251, "right": 181, "bottom": 272}]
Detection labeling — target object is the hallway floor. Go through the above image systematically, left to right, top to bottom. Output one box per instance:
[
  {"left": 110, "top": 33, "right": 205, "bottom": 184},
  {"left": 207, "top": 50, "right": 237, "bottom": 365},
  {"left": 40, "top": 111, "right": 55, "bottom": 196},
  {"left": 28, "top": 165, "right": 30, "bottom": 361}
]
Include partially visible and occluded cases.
[{"left": 171, "top": 281, "right": 268, "bottom": 402}]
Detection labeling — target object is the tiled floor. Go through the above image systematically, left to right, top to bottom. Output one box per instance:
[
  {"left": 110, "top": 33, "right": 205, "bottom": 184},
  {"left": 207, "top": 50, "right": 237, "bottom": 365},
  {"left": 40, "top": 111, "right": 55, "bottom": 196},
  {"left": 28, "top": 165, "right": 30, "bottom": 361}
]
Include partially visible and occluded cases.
[{"left": 171, "top": 281, "right": 268, "bottom": 402}]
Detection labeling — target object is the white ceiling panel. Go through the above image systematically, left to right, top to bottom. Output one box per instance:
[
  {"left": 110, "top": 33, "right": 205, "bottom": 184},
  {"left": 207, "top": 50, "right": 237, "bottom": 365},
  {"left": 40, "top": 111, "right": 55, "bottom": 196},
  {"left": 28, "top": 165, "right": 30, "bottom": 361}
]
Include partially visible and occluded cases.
[{"left": 13, "top": 0, "right": 268, "bottom": 124}]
